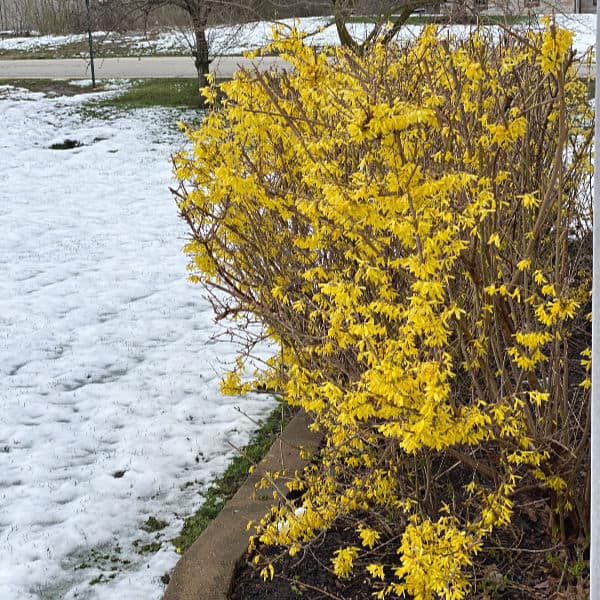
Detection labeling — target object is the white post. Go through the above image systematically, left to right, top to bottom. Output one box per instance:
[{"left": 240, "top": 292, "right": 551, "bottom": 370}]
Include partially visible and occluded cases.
[{"left": 591, "top": 4, "right": 600, "bottom": 598}]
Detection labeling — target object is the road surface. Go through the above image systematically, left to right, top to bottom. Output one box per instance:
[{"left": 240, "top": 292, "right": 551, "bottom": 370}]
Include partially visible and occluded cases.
[{"left": 0, "top": 55, "right": 289, "bottom": 80}]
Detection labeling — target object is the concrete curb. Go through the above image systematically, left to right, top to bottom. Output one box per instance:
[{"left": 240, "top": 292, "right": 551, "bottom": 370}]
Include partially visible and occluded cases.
[{"left": 161, "top": 410, "right": 321, "bottom": 600}]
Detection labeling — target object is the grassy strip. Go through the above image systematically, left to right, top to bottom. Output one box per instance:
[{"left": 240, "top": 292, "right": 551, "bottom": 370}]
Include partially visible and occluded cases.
[
  {"left": 0, "top": 78, "right": 207, "bottom": 109},
  {"left": 96, "top": 78, "right": 205, "bottom": 109},
  {"left": 172, "top": 399, "right": 296, "bottom": 553}
]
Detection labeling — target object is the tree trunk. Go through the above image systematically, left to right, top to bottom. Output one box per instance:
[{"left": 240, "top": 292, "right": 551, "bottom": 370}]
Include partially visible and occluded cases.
[
  {"left": 332, "top": 0, "right": 361, "bottom": 54},
  {"left": 193, "top": 18, "right": 210, "bottom": 97}
]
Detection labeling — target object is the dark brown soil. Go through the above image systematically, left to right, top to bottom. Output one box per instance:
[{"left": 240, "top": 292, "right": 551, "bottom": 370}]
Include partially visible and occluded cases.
[
  {"left": 2, "top": 79, "right": 105, "bottom": 96},
  {"left": 229, "top": 509, "right": 590, "bottom": 600},
  {"left": 230, "top": 518, "right": 390, "bottom": 600}
]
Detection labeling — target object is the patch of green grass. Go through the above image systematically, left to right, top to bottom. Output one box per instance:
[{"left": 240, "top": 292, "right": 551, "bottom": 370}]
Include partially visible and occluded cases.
[
  {"left": 96, "top": 78, "right": 204, "bottom": 109},
  {"left": 172, "top": 399, "right": 295, "bottom": 553},
  {"left": 141, "top": 516, "right": 169, "bottom": 533},
  {"left": 133, "top": 540, "right": 163, "bottom": 554},
  {"left": 60, "top": 542, "right": 132, "bottom": 590},
  {"left": 89, "top": 574, "right": 104, "bottom": 585}
]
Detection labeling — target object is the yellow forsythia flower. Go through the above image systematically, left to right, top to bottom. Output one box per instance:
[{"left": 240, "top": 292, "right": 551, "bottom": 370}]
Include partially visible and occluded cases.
[{"left": 332, "top": 546, "right": 359, "bottom": 578}]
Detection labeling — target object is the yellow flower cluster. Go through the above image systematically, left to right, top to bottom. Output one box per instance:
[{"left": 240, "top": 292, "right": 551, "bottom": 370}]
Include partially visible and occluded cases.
[{"left": 537, "top": 17, "right": 574, "bottom": 74}]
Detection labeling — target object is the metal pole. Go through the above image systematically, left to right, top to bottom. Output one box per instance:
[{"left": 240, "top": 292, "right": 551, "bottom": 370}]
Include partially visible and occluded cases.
[
  {"left": 85, "top": 0, "right": 95, "bottom": 88},
  {"left": 591, "top": 3, "right": 600, "bottom": 597}
]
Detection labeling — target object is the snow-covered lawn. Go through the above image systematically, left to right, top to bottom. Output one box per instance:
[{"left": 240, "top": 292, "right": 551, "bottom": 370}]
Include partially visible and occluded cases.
[
  {"left": 0, "top": 13, "right": 596, "bottom": 58},
  {"left": 0, "top": 84, "right": 275, "bottom": 599}
]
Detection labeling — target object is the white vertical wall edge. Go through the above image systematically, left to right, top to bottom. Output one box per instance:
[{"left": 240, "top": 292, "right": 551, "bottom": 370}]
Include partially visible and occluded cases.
[{"left": 591, "top": 6, "right": 600, "bottom": 598}]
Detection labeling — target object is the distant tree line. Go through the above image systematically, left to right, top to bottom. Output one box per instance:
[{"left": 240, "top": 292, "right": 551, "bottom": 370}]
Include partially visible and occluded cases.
[
  {"left": 0, "top": 0, "right": 438, "bottom": 36},
  {"left": 0, "top": 0, "right": 187, "bottom": 33}
]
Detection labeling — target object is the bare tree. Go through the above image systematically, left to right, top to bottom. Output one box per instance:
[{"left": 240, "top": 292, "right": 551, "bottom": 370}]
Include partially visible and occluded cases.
[
  {"left": 0, "top": 0, "right": 6, "bottom": 31},
  {"left": 126, "top": 0, "right": 263, "bottom": 92},
  {"left": 265, "top": 0, "right": 440, "bottom": 55},
  {"left": 331, "top": 0, "right": 439, "bottom": 54}
]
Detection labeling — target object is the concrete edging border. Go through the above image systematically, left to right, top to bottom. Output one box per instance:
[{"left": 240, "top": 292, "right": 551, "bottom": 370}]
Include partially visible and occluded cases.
[{"left": 161, "top": 410, "right": 321, "bottom": 600}]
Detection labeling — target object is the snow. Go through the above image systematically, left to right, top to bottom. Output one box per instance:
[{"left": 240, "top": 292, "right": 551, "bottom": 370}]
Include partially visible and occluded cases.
[
  {"left": 0, "top": 14, "right": 596, "bottom": 58},
  {"left": 0, "top": 30, "right": 112, "bottom": 54},
  {"left": 0, "top": 84, "right": 276, "bottom": 599}
]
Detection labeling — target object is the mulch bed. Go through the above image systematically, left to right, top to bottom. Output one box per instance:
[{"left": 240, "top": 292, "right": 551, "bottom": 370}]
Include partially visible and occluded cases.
[
  {"left": 229, "top": 508, "right": 590, "bottom": 600},
  {"left": 230, "top": 518, "right": 385, "bottom": 600}
]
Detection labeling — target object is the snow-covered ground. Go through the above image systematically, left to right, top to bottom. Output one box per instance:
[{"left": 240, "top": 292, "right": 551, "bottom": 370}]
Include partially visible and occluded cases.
[
  {"left": 0, "top": 13, "right": 596, "bottom": 58},
  {"left": 0, "top": 84, "right": 276, "bottom": 599}
]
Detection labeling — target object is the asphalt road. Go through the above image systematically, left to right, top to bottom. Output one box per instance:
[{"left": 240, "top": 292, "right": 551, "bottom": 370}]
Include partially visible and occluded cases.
[{"left": 0, "top": 55, "right": 289, "bottom": 79}]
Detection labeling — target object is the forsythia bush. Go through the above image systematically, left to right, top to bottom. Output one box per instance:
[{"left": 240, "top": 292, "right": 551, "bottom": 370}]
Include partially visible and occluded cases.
[{"left": 174, "top": 22, "right": 592, "bottom": 599}]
